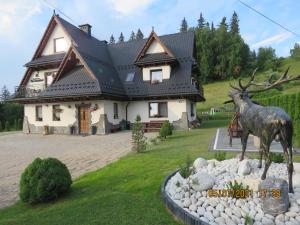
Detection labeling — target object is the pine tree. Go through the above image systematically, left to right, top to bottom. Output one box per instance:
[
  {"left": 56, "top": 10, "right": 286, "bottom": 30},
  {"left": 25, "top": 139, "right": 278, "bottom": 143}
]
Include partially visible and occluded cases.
[
  {"left": 230, "top": 11, "right": 239, "bottom": 34},
  {"left": 197, "top": 13, "right": 205, "bottom": 28},
  {"left": 180, "top": 17, "right": 188, "bottom": 32},
  {"left": 211, "top": 22, "right": 215, "bottom": 31},
  {"left": 136, "top": 29, "right": 144, "bottom": 40},
  {"left": 129, "top": 31, "right": 136, "bottom": 41},
  {"left": 118, "top": 32, "right": 125, "bottom": 43},
  {"left": 109, "top": 34, "right": 115, "bottom": 44},
  {"left": 1, "top": 86, "right": 10, "bottom": 102},
  {"left": 132, "top": 115, "right": 146, "bottom": 153},
  {"left": 13, "top": 119, "right": 17, "bottom": 131},
  {"left": 0, "top": 121, "right": 2, "bottom": 132},
  {"left": 4, "top": 121, "right": 9, "bottom": 131}
]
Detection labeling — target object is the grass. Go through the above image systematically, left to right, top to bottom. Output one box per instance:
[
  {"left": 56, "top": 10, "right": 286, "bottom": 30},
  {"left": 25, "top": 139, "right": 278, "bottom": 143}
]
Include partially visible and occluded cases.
[
  {"left": 197, "top": 57, "right": 300, "bottom": 112},
  {"left": 0, "top": 120, "right": 299, "bottom": 225}
]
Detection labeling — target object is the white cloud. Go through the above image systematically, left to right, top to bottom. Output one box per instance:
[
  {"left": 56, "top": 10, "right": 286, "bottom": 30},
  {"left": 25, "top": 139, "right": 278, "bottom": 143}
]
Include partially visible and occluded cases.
[
  {"left": 0, "top": 0, "right": 43, "bottom": 41},
  {"left": 106, "top": 0, "right": 157, "bottom": 15},
  {"left": 251, "top": 32, "right": 292, "bottom": 49}
]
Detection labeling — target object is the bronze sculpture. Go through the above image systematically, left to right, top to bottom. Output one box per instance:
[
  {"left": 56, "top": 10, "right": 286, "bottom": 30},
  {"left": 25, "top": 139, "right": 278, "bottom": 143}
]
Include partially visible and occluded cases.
[{"left": 228, "top": 68, "right": 300, "bottom": 193}]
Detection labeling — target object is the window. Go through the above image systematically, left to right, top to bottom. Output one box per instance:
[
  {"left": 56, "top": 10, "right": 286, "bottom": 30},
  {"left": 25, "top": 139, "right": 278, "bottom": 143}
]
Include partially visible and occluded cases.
[
  {"left": 54, "top": 37, "right": 66, "bottom": 53},
  {"left": 150, "top": 69, "right": 163, "bottom": 84},
  {"left": 45, "top": 71, "right": 57, "bottom": 87},
  {"left": 126, "top": 72, "right": 135, "bottom": 82},
  {"left": 149, "top": 102, "right": 168, "bottom": 118},
  {"left": 191, "top": 102, "right": 195, "bottom": 117},
  {"left": 114, "top": 103, "right": 118, "bottom": 119},
  {"left": 35, "top": 105, "right": 43, "bottom": 121},
  {"left": 53, "top": 105, "right": 61, "bottom": 121}
]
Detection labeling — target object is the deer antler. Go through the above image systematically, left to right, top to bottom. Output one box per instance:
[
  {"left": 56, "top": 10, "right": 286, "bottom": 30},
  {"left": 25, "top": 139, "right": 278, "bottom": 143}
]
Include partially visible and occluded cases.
[
  {"left": 248, "top": 67, "right": 300, "bottom": 93},
  {"left": 238, "top": 68, "right": 258, "bottom": 91},
  {"left": 229, "top": 83, "right": 242, "bottom": 91}
]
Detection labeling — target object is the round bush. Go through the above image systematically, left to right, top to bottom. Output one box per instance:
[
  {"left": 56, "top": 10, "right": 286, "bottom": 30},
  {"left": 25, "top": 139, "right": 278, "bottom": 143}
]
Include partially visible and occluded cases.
[{"left": 20, "top": 157, "right": 72, "bottom": 204}]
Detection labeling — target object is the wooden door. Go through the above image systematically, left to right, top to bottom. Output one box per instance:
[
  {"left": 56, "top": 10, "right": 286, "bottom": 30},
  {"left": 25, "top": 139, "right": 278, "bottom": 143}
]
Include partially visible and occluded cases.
[{"left": 79, "top": 107, "right": 89, "bottom": 134}]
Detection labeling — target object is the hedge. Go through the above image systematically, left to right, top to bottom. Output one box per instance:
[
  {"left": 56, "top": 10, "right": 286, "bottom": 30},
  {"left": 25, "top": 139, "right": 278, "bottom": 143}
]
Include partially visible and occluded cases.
[{"left": 256, "top": 92, "right": 300, "bottom": 146}]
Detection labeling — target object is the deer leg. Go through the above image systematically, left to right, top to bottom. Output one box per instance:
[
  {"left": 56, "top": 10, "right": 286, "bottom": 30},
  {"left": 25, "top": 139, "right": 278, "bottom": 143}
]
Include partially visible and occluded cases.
[
  {"left": 240, "top": 132, "right": 249, "bottom": 161},
  {"left": 280, "top": 134, "right": 294, "bottom": 193},
  {"left": 258, "top": 141, "right": 263, "bottom": 169},
  {"left": 261, "top": 143, "right": 271, "bottom": 180}
]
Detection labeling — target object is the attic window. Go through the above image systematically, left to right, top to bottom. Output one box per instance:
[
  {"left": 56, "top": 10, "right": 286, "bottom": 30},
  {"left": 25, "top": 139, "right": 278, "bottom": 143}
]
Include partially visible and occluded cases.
[
  {"left": 54, "top": 37, "right": 66, "bottom": 53},
  {"left": 150, "top": 69, "right": 163, "bottom": 84},
  {"left": 126, "top": 72, "right": 135, "bottom": 82}
]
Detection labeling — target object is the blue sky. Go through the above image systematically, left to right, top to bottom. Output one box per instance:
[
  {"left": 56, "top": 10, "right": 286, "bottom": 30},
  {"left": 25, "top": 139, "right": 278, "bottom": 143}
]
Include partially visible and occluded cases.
[{"left": 1, "top": 0, "right": 300, "bottom": 92}]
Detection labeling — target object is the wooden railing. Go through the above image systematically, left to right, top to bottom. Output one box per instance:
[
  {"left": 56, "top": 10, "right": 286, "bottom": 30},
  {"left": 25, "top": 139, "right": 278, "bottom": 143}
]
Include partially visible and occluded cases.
[{"left": 14, "top": 85, "right": 45, "bottom": 98}]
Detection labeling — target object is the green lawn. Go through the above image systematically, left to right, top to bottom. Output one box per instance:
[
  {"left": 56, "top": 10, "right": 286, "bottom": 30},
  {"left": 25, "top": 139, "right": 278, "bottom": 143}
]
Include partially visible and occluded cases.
[
  {"left": 197, "top": 57, "right": 300, "bottom": 112},
  {"left": 0, "top": 120, "right": 299, "bottom": 225}
]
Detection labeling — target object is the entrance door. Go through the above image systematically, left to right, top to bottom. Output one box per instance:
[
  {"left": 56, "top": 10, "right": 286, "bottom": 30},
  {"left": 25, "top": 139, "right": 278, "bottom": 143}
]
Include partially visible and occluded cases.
[{"left": 79, "top": 107, "right": 89, "bottom": 134}]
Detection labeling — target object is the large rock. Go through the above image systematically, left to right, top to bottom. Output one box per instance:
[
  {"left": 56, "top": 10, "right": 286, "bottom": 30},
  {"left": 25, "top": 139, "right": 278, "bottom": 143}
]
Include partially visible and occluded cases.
[
  {"left": 193, "top": 158, "right": 208, "bottom": 171},
  {"left": 238, "top": 159, "right": 252, "bottom": 176},
  {"left": 190, "top": 172, "right": 214, "bottom": 192},
  {"left": 234, "top": 178, "right": 261, "bottom": 191},
  {"left": 259, "top": 178, "right": 289, "bottom": 216}
]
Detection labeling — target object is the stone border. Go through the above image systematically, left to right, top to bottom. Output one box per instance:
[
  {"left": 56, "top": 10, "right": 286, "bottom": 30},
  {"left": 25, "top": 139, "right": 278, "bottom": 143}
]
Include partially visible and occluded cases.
[{"left": 161, "top": 170, "right": 210, "bottom": 225}]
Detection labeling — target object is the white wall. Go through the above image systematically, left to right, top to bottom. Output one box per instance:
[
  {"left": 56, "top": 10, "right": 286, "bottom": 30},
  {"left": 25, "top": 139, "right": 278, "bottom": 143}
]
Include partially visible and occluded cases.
[
  {"left": 42, "top": 23, "right": 71, "bottom": 56},
  {"left": 146, "top": 40, "right": 164, "bottom": 54},
  {"left": 142, "top": 65, "right": 171, "bottom": 81},
  {"left": 127, "top": 99, "right": 187, "bottom": 123},
  {"left": 103, "top": 100, "right": 126, "bottom": 125}
]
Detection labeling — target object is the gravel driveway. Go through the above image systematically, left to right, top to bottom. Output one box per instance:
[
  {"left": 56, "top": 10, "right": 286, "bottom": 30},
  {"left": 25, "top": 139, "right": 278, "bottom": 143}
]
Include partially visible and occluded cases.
[{"left": 0, "top": 131, "right": 152, "bottom": 208}]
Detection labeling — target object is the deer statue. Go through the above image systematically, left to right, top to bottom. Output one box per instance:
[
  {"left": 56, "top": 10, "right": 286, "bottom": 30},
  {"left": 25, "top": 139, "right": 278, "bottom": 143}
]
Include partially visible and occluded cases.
[{"left": 228, "top": 68, "right": 300, "bottom": 193}]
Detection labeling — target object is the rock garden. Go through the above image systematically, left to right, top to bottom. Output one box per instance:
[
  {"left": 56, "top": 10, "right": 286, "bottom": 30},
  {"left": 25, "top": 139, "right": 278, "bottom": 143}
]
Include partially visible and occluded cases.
[{"left": 164, "top": 156, "right": 300, "bottom": 225}]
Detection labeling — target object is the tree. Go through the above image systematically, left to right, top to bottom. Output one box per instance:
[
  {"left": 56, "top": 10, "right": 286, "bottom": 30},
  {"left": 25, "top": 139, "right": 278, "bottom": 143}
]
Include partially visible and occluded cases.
[
  {"left": 230, "top": 11, "right": 239, "bottom": 34},
  {"left": 197, "top": 13, "right": 205, "bottom": 28},
  {"left": 180, "top": 17, "right": 188, "bottom": 32},
  {"left": 136, "top": 29, "right": 144, "bottom": 40},
  {"left": 129, "top": 31, "right": 135, "bottom": 41},
  {"left": 118, "top": 32, "right": 124, "bottom": 43},
  {"left": 109, "top": 34, "right": 115, "bottom": 44},
  {"left": 290, "top": 43, "right": 300, "bottom": 59},
  {"left": 257, "top": 47, "right": 277, "bottom": 71},
  {"left": 1, "top": 86, "right": 10, "bottom": 102},
  {"left": 132, "top": 115, "right": 146, "bottom": 153}
]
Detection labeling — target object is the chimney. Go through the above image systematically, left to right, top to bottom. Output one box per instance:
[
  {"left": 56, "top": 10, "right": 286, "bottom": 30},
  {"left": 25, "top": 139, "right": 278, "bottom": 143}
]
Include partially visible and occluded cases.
[{"left": 79, "top": 24, "right": 92, "bottom": 36}]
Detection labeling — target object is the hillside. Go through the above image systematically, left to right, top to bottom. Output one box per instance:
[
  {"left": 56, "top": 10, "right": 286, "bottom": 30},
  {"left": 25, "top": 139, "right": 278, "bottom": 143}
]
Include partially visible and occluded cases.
[{"left": 197, "top": 57, "right": 300, "bottom": 113}]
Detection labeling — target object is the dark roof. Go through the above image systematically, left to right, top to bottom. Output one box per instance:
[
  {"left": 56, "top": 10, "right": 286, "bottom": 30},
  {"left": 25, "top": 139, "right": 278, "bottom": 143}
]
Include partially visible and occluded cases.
[
  {"left": 21, "top": 16, "right": 204, "bottom": 101},
  {"left": 25, "top": 53, "right": 65, "bottom": 67},
  {"left": 134, "top": 53, "right": 177, "bottom": 66},
  {"left": 40, "top": 66, "right": 100, "bottom": 97}
]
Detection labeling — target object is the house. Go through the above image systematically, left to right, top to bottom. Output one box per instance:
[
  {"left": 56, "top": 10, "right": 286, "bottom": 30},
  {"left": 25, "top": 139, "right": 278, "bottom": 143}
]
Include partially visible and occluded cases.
[{"left": 11, "top": 14, "right": 204, "bottom": 135}]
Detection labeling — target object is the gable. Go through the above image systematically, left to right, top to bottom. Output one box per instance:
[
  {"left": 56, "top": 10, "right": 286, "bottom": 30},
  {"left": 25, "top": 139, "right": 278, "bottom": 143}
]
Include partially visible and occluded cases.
[
  {"left": 41, "top": 23, "right": 71, "bottom": 56},
  {"left": 145, "top": 40, "right": 164, "bottom": 54}
]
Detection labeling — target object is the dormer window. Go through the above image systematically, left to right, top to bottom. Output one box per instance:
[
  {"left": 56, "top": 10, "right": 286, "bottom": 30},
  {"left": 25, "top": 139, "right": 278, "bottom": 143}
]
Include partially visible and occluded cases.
[
  {"left": 54, "top": 37, "right": 66, "bottom": 53},
  {"left": 150, "top": 69, "right": 163, "bottom": 84},
  {"left": 126, "top": 72, "right": 135, "bottom": 82}
]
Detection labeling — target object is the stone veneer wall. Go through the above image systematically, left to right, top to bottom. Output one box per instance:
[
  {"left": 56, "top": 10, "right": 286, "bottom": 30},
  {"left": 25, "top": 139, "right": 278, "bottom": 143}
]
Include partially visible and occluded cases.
[{"left": 172, "top": 112, "right": 189, "bottom": 130}]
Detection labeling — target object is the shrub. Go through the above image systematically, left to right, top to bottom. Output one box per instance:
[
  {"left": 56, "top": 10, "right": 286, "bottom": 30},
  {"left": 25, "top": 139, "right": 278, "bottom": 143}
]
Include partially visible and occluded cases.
[
  {"left": 132, "top": 115, "right": 147, "bottom": 153},
  {"left": 159, "top": 121, "right": 172, "bottom": 139},
  {"left": 149, "top": 137, "right": 160, "bottom": 145},
  {"left": 214, "top": 151, "right": 226, "bottom": 161},
  {"left": 270, "top": 152, "right": 285, "bottom": 163},
  {"left": 179, "top": 157, "right": 194, "bottom": 179},
  {"left": 20, "top": 158, "right": 72, "bottom": 204},
  {"left": 226, "top": 180, "right": 249, "bottom": 199},
  {"left": 245, "top": 214, "right": 254, "bottom": 225}
]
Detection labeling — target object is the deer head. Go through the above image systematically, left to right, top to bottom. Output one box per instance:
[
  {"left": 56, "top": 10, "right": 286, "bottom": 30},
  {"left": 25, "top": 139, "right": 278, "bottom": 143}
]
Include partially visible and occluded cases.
[{"left": 227, "top": 67, "right": 300, "bottom": 106}]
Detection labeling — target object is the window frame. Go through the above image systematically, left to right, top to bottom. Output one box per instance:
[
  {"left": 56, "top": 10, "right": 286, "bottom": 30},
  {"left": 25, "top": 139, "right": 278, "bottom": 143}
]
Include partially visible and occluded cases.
[
  {"left": 53, "top": 37, "right": 66, "bottom": 53},
  {"left": 150, "top": 69, "right": 163, "bottom": 84},
  {"left": 44, "top": 71, "right": 57, "bottom": 88},
  {"left": 148, "top": 102, "right": 168, "bottom": 118},
  {"left": 191, "top": 102, "right": 195, "bottom": 117},
  {"left": 113, "top": 103, "right": 119, "bottom": 119},
  {"left": 35, "top": 105, "right": 43, "bottom": 122},
  {"left": 52, "top": 105, "right": 61, "bottom": 121}
]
